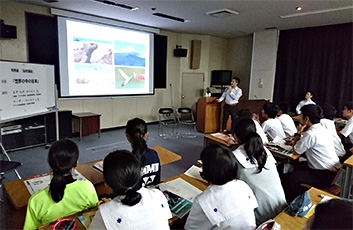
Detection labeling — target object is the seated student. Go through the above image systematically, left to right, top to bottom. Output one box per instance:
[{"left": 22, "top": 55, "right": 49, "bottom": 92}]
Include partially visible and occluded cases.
[
  {"left": 296, "top": 91, "right": 316, "bottom": 114},
  {"left": 339, "top": 101, "right": 353, "bottom": 161},
  {"left": 261, "top": 102, "right": 286, "bottom": 141},
  {"left": 277, "top": 102, "right": 297, "bottom": 137},
  {"left": 282, "top": 104, "right": 341, "bottom": 202},
  {"left": 320, "top": 104, "right": 346, "bottom": 159},
  {"left": 238, "top": 109, "right": 268, "bottom": 144},
  {"left": 125, "top": 117, "right": 161, "bottom": 186},
  {"left": 231, "top": 117, "right": 287, "bottom": 226},
  {"left": 24, "top": 139, "right": 98, "bottom": 230},
  {"left": 185, "top": 144, "right": 258, "bottom": 230},
  {"left": 89, "top": 150, "right": 172, "bottom": 230},
  {"left": 304, "top": 198, "right": 353, "bottom": 230}
]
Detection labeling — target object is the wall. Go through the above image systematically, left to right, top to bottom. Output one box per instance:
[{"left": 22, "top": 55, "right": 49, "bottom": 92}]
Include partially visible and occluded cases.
[
  {"left": 0, "top": 1, "right": 245, "bottom": 129},
  {"left": 249, "top": 29, "right": 279, "bottom": 100},
  {"left": 228, "top": 35, "right": 253, "bottom": 99}
]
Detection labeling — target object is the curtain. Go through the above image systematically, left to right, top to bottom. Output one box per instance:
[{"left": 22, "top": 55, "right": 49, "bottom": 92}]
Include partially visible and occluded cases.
[{"left": 273, "top": 23, "right": 352, "bottom": 116}]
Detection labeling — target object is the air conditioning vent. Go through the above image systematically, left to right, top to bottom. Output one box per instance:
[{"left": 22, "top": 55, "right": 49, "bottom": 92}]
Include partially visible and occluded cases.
[
  {"left": 92, "top": 0, "right": 139, "bottom": 11},
  {"left": 206, "top": 9, "right": 239, "bottom": 18},
  {"left": 153, "top": 13, "right": 188, "bottom": 22}
]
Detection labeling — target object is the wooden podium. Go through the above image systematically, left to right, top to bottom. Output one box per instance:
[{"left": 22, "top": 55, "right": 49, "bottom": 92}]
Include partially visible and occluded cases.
[{"left": 196, "top": 97, "right": 220, "bottom": 133}]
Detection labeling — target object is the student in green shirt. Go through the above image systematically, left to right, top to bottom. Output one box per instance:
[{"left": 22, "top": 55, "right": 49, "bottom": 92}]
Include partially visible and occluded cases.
[{"left": 24, "top": 139, "right": 98, "bottom": 230}]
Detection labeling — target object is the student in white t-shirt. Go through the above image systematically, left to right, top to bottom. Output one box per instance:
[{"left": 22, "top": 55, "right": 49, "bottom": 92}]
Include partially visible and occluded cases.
[
  {"left": 296, "top": 91, "right": 316, "bottom": 114},
  {"left": 339, "top": 101, "right": 353, "bottom": 161},
  {"left": 261, "top": 102, "right": 286, "bottom": 141},
  {"left": 277, "top": 102, "right": 297, "bottom": 137},
  {"left": 282, "top": 104, "right": 341, "bottom": 202},
  {"left": 320, "top": 104, "right": 345, "bottom": 159},
  {"left": 185, "top": 144, "right": 258, "bottom": 230},
  {"left": 89, "top": 150, "right": 172, "bottom": 230}
]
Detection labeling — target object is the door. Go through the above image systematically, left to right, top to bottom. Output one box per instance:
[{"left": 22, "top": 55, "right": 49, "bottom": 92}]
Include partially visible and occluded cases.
[{"left": 181, "top": 73, "right": 204, "bottom": 110}]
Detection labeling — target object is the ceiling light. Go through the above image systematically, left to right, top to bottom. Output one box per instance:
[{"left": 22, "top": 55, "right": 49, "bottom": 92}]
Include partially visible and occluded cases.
[
  {"left": 92, "top": 0, "right": 139, "bottom": 11},
  {"left": 281, "top": 5, "right": 353, "bottom": 18},
  {"left": 296, "top": 6, "right": 302, "bottom": 11},
  {"left": 206, "top": 9, "right": 239, "bottom": 18},
  {"left": 153, "top": 13, "right": 188, "bottom": 22}
]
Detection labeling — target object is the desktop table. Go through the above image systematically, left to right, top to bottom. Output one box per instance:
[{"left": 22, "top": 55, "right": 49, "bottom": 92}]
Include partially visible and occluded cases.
[
  {"left": 204, "top": 132, "right": 237, "bottom": 150},
  {"left": 3, "top": 146, "right": 182, "bottom": 209},
  {"left": 37, "top": 173, "right": 207, "bottom": 230},
  {"left": 274, "top": 187, "right": 338, "bottom": 230}
]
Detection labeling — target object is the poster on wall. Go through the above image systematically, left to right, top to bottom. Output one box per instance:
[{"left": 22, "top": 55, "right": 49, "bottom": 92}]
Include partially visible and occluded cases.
[{"left": 0, "top": 61, "right": 55, "bottom": 121}]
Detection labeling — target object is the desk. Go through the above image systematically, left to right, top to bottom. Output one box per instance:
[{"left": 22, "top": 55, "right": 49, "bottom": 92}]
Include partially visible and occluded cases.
[
  {"left": 72, "top": 112, "right": 101, "bottom": 141},
  {"left": 204, "top": 133, "right": 237, "bottom": 149},
  {"left": 266, "top": 145, "right": 300, "bottom": 161},
  {"left": 4, "top": 146, "right": 182, "bottom": 210},
  {"left": 37, "top": 173, "right": 207, "bottom": 230},
  {"left": 274, "top": 187, "right": 337, "bottom": 230}
]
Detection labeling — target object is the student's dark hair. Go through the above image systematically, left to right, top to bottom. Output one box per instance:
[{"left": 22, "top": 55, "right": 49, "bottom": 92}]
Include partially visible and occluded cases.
[
  {"left": 232, "top": 77, "right": 240, "bottom": 84},
  {"left": 343, "top": 101, "right": 353, "bottom": 110},
  {"left": 262, "top": 102, "right": 273, "bottom": 116},
  {"left": 278, "top": 102, "right": 290, "bottom": 114},
  {"left": 264, "top": 103, "right": 280, "bottom": 118},
  {"left": 301, "top": 104, "right": 322, "bottom": 124},
  {"left": 321, "top": 104, "right": 337, "bottom": 120},
  {"left": 238, "top": 109, "right": 252, "bottom": 118},
  {"left": 231, "top": 117, "right": 267, "bottom": 172},
  {"left": 125, "top": 118, "right": 148, "bottom": 165},
  {"left": 48, "top": 139, "right": 79, "bottom": 203},
  {"left": 200, "top": 144, "right": 237, "bottom": 185},
  {"left": 103, "top": 150, "right": 142, "bottom": 206},
  {"left": 310, "top": 199, "right": 353, "bottom": 229}
]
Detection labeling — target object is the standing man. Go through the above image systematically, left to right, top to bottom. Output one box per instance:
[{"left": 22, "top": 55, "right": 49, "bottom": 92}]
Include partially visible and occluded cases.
[
  {"left": 217, "top": 77, "right": 242, "bottom": 132},
  {"left": 296, "top": 91, "right": 316, "bottom": 114}
]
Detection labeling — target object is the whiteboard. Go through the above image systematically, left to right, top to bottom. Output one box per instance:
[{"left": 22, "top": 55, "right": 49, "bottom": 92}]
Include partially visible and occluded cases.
[{"left": 0, "top": 61, "right": 56, "bottom": 121}]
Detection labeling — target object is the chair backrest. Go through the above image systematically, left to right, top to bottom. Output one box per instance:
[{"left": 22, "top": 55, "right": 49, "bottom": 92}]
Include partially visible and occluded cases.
[
  {"left": 158, "top": 107, "right": 177, "bottom": 122},
  {"left": 177, "top": 107, "right": 195, "bottom": 122}
]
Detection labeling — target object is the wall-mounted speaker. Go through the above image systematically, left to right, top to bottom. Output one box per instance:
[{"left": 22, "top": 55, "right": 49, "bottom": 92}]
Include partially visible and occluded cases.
[
  {"left": 0, "top": 24, "right": 17, "bottom": 39},
  {"left": 174, "top": 48, "right": 187, "bottom": 57}
]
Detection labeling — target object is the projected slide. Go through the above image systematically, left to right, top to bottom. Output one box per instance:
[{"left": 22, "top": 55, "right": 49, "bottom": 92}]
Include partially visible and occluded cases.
[{"left": 58, "top": 18, "right": 153, "bottom": 97}]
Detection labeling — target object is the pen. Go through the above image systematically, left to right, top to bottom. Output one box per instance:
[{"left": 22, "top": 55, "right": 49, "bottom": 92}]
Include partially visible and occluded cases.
[{"left": 26, "top": 181, "right": 35, "bottom": 193}]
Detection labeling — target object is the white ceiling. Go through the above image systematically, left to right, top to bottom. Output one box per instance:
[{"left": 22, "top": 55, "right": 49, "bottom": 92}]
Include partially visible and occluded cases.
[{"left": 14, "top": 0, "right": 353, "bottom": 38}]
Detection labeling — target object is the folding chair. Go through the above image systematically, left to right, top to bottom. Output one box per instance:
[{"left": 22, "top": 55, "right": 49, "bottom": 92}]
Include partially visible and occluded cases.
[
  {"left": 158, "top": 107, "right": 178, "bottom": 138},
  {"left": 176, "top": 107, "right": 196, "bottom": 138}
]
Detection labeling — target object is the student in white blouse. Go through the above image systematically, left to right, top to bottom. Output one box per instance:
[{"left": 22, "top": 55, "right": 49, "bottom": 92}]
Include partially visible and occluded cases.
[
  {"left": 231, "top": 117, "right": 287, "bottom": 226},
  {"left": 185, "top": 144, "right": 258, "bottom": 230},
  {"left": 89, "top": 150, "right": 172, "bottom": 230}
]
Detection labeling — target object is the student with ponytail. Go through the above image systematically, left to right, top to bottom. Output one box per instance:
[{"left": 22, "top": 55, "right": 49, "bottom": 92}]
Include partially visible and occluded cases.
[
  {"left": 125, "top": 117, "right": 161, "bottom": 186},
  {"left": 231, "top": 117, "right": 287, "bottom": 226},
  {"left": 24, "top": 139, "right": 98, "bottom": 230},
  {"left": 89, "top": 150, "right": 172, "bottom": 230}
]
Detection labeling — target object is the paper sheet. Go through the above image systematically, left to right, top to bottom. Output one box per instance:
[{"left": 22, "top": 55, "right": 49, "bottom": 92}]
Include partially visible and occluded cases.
[
  {"left": 184, "top": 165, "right": 207, "bottom": 183},
  {"left": 24, "top": 169, "right": 87, "bottom": 195},
  {"left": 157, "top": 177, "right": 202, "bottom": 202}
]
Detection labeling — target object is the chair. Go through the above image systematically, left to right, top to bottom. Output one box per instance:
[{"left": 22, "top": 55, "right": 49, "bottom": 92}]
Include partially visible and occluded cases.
[
  {"left": 176, "top": 107, "right": 197, "bottom": 138},
  {"left": 158, "top": 108, "right": 178, "bottom": 138},
  {"left": 0, "top": 143, "right": 22, "bottom": 202}
]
